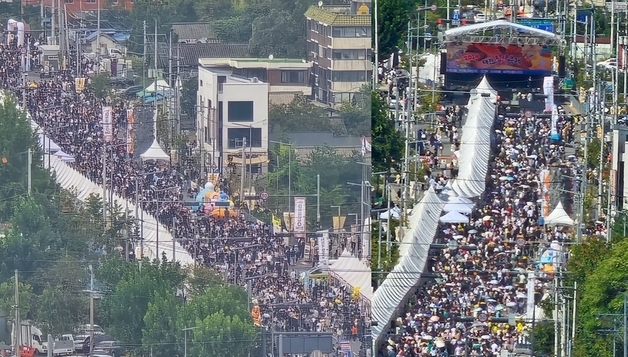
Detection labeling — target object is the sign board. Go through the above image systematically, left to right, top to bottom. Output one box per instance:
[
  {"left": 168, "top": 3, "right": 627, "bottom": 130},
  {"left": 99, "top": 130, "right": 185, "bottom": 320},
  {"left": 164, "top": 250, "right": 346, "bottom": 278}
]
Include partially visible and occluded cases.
[
  {"left": 606, "top": 2, "right": 628, "bottom": 12},
  {"left": 430, "top": 4, "right": 437, "bottom": 11},
  {"left": 516, "top": 18, "right": 555, "bottom": 32},
  {"left": 445, "top": 42, "right": 553, "bottom": 75},
  {"left": 101, "top": 106, "right": 113, "bottom": 142},
  {"left": 524, "top": 109, "right": 533, "bottom": 118},
  {"left": 260, "top": 191, "right": 269, "bottom": 200},
  {"left": 294, "top": 197, "right": 307, "bottom": 237},
  {"left": 477, "top": 311, "right": 488, "bottom": 322}
]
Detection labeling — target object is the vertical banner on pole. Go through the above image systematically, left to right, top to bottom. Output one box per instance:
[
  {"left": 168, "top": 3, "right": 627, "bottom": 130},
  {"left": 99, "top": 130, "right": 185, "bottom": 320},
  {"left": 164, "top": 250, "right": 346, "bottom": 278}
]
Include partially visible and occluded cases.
[
  {"left": 543, "top": 75, "right": 554, "bottom": 112},
  {"left": 102, "top": 106, "right": 113, "bottom": 142},
  {"left": 127, "top": 108, "right": 135, "bottom": 154},
  {"left": 294, "top": 197, "right": 306, "bottom": 238},
  {"left": 317, "top": 230, "right": 330, "bottom": 266}
]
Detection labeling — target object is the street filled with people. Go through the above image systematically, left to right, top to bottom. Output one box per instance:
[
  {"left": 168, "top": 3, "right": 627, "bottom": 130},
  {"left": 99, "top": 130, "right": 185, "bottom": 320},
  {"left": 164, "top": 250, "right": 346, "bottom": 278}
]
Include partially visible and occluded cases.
[
  {"left": 0, "top": 36, "right": 367, "bottom": 348},
  {"left": 380, "top": 91, "right": 579, "bottom": 356}
]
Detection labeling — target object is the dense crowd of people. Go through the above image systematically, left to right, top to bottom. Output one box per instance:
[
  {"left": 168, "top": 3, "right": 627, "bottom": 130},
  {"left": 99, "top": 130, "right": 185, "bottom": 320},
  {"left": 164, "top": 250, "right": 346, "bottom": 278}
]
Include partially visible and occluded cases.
[
  {"left": 0, "top": 35, "right": 367, "bottom": 354},
  {"left": 380, "top": 93, "right": 579, "bottom": 356}
]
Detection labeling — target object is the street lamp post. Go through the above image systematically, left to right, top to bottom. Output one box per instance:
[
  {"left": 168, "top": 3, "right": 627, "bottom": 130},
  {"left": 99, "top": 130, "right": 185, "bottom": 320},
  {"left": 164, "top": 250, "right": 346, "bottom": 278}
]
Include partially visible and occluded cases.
[
  {"left": 269, "top": 140, "right": 293, "bottom": 214},
  {"left": 182, "top": 326, "right": 199, "bottom": 357}
]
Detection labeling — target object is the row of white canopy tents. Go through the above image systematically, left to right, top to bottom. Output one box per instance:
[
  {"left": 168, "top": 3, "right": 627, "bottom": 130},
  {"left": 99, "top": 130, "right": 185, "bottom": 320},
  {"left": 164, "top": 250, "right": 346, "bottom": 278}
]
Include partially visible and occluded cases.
[
  {"left": 450, "top": 76, "right": 497, "bottom": 198},
  {"left": 371, "top": 77, "right": 498, "bottom": 343},
  {"left": 27, "top": 107, "right": 191, "bottom": 263},
  {"left": 34, "top": 121, "right": 77, "bottom": 162},
  {"left": 327, "top": 250, "right": 373, "bottom": 302}
]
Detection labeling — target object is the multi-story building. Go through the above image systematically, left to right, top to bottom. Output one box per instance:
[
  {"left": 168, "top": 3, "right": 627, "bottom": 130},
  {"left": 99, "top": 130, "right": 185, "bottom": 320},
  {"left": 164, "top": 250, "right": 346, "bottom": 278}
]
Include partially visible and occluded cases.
[
  {"left": 305, "top": 0, "right": 371, "bottom": 105},
  {"left": 198, "top": 58, "right": 313, "bottom": 103},
  {"left": 197, "top": 62, "right": 269, "bottom": 175}
]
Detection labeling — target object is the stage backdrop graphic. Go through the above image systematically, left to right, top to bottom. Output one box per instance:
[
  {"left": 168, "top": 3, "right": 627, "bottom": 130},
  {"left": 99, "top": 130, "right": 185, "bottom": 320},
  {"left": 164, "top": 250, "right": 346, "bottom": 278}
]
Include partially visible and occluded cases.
[{"left": 446, "top": 42, "right": 553, "bottom": 75}]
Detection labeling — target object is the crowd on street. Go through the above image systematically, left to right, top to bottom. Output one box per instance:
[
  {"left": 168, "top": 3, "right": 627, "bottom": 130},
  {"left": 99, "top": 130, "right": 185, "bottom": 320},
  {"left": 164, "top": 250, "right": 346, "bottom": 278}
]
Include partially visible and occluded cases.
[
  {"left": 0, "top": 35, "right": 367, "bottom": 351},
  {"left": 380, "top": 94, "right": 579, "bottom": 356}
]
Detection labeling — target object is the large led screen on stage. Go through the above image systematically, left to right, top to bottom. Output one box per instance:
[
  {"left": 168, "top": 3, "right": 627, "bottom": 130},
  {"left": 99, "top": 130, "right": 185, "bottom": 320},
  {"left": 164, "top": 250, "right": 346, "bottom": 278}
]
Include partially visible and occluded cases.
[{"left": 445, "top": 42, "right": 553, "bottom": 75}]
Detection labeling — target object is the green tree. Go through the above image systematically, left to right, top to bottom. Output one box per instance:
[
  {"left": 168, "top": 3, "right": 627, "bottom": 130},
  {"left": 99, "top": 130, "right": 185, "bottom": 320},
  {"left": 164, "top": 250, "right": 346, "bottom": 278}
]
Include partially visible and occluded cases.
[
  {"left": 377, "top": 0, "right": 414, "bottom": 59},
  {"left": 249, "top": 9, "right": 305, "bottom": 58},
  {"left": 88, "top": 74, "right": 113, "bottom": 100},
  {"left": 337, "top": 86, "right": 371, "bottom": 136},
  {"left": 372, "top": 91, "right": 404, "bottom": 173},
  {"left": 268, "top": 94, "right": 331, "bottom": 134},
  {"left": 0, "top": 95, "right": 55, "bottom": 221},
  {"left": 371, "top": 218, "right": 399, "bottom": 287},
  {"left": 572, "top": 239, "right": 628, "bottom": 357},
  {"left": 34, "top": 257, "right": 89, "bottom": 335},
  {"left": 99, "top": 258, "right": 185, "bottom": 350},
  {"left": 0, "top": 280, "right": 36, "bottom": 320},
  {"left": 142, "top": 291, "right": 180, "bottom": 357},
  {"left": 189, "top": 312, "right": 256, "bottom": 357}
]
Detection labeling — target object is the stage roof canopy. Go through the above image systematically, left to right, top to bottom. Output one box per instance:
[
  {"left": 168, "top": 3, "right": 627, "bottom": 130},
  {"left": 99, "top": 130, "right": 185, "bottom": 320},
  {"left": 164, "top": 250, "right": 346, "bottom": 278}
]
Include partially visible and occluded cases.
[{"left": 444, "top": 20, "right": 560, "bottom": 44}]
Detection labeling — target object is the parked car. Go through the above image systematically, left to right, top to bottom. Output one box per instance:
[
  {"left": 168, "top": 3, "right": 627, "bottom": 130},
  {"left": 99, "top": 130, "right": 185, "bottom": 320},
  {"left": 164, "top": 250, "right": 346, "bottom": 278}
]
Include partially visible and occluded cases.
[
  {"left": 474, "top": 12, "right": 486, "bottom": 22},
  {"left": 75, "top": 334, "right": 115, "bottom": 354},
  {"left": 93, "top": 340, "right": 124, "bottom": 357}
]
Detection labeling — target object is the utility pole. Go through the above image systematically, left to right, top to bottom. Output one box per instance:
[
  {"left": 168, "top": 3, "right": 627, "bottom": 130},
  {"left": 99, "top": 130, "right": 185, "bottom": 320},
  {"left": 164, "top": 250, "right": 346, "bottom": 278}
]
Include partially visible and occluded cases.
[
  {"left": 96, "top": 0, "right": 100, "bottom": 72},
  {"left": 373, "top": 0, "right": 378, "bottom": 88},
  {"left": 51, "top": 1, "right": 55, "bottom": 45},
  {"left": 154, "top": 20, "right": 158, "bottom": 77},
  {"left": 142, "top": 21, "right": 147, "bottom": 91},
  {"left": 401, "top": 21, "right": 413, "bottom": 225},
  {"left": 176, "top": 44, "right": 181, "bottom": 136},
  {"left": 240, "top": 138, "right": 246, "bottom": 202},
  {"left": 27, "top": 148, "right": 32, "bottom": 196},
  {"left": 102, "top": 149, "right": 107, "bottom": 225},
  {"left": 316, "top": 174, "right": 320, "bottom": 228},
  {"left": 88, "top": 265, "right": 95, "bottom": 357},
  {"left": 14, "top": 270, "right": 20, "bottom": 355}
]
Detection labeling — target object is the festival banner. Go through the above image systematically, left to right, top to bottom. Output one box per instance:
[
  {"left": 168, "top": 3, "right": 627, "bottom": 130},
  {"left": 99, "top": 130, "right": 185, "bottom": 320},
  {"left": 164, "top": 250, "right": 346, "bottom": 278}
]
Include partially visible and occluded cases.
[
  {"left": 445, "top": 43, "right": 553, "bottom": 75},
  {"left": 543, "top": 76, "right": 554, "bottom": 112},
  {"left": 74, "top": 78, "right": 85, "bottom": 93},
  {"left": 550, "top": 105, "right": 560, "bottom": 140},
  {"left": 102, "top": 106, "right": 113, "bottom": 142},
  {"left": 126, "top": 108, "right": 135, "bottom": 154},
  {"left": 294, "top": 197, "right": 306, "bottom": 237},
  {"left": 317, "top": 230, "right": 330, "bottom": 266}
]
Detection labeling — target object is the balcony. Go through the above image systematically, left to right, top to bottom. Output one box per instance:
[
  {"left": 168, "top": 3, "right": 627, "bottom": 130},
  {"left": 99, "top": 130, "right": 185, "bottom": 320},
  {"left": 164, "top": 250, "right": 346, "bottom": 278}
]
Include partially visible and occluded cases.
[{"left": 332, "top": 59, "right": 370, "bottom": 71}]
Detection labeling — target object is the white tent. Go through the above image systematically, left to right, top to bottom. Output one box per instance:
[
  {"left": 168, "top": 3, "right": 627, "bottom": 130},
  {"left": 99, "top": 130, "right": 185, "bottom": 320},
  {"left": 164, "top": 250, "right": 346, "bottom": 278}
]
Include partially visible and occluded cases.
[
  {"left": 144, "top": 79, "right": 171, "bottom": 92},
  {"left": 144, "top": 79, "right": 173, "bottom": 94},
  {"left": 450, "top": 85, "right": 496, "bottom": 198},
  {"left": 140, "top": 109, "right": 171, "bottom": 162},
  {"left": 39, "top": 135, "right": 61, "bottom": 153},
  {"left": 140, "top": 139, "right": 170, "bottom": 161},
  {"left": 53, "top": 150, "right": 75, "bottom": 163},
  {"left": 46, "top": 153, "right": 194, "bottom": 264},
  {"left": 371, "top": 187, "right": 445, "bottom": 342},
  {"left": 443, "top": 196, "right": 475, "bottom": 214},
  {"left": 544, "top": 202, "right": 574, "bottom": 226},
  {"left": 379, "top": 207, "right": 401, "bottom": 220},
  {"left": 439, "top": 211, "right": 469, "bottom": 223},
  {"left": 328, "top": 250, "right": 373, "bottom": 301}
]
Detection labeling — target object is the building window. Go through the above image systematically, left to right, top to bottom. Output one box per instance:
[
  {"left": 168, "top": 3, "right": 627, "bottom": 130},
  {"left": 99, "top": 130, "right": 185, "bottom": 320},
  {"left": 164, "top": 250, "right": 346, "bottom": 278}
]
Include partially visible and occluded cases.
[
  {"left": 64, "top": 0, "right": 74, "bottom": 3},
  {"left": 84, "top": 0, "right": 96, "bottom": 3},
  {"left": 331, "top": 27, "right": 371, "bottom": 38},
  {"left": 332, "top": 49, "right": 366, "bottom": 60},
  {"left": 281, "top": 71, "right": 305, "bottom": 84},
  {"left": 332, "top": 71, "right": 367, "bottom": 82},
  {"left": 218, "top": 76, "right": 226, "bottom": 92},
  {"left": 199, "top": 79, "right": 203, "bottom": 87},
  {"left": 228, "top": 101, "right": 254, "bottom": 122},
  {"left": 228, "top": 128, "right": 262, "bottom": 148}
]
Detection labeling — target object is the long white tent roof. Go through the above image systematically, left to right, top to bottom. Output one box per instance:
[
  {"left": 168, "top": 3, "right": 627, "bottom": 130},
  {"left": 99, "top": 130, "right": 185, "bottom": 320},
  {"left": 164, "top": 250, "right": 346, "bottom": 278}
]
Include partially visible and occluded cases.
[{"left": 444, "top": 20, "right": 559, "bottom": 39}]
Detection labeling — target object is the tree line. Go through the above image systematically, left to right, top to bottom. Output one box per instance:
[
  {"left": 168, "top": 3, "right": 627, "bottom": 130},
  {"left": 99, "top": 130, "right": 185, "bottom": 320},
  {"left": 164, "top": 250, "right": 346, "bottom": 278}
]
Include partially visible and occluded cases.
[{"left": 0, "top": 94, "right": 255, "bottom": 356}]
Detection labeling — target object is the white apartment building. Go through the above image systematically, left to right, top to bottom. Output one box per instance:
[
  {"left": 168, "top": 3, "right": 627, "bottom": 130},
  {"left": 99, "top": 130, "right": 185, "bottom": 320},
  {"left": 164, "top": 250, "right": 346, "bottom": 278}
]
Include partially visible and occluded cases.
[{"left": 197, "top": 63, "right": 269, "bottom": 174}]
